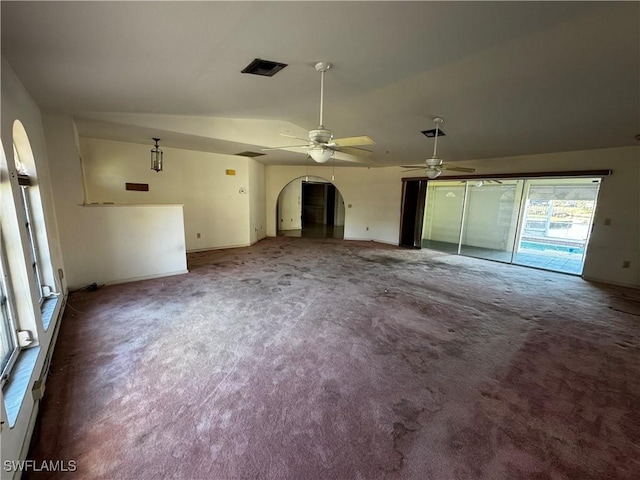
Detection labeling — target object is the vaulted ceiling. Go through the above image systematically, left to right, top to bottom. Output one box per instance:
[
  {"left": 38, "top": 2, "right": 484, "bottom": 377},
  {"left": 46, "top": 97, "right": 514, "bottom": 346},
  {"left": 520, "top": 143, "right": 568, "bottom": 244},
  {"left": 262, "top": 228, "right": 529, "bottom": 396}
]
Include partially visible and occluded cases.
[{"left": 2, "top": 1, "right": 638, "bottom": 166}]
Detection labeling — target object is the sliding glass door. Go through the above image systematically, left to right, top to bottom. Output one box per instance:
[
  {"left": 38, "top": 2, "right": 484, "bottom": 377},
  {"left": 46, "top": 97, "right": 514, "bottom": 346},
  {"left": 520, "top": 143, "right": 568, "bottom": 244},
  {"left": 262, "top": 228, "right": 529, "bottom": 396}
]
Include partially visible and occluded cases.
[
  {"left": 422, "top": 177, "right": 601, "bottom": 275},
  {"left": 513, "top": 179, "right": 600, "bottom": 274},
  {"left": 459, "top": 180, "right": 522, "bottom": 263},
  {"left": 422, "top": 181, "right": 465, "bottom": 254}
]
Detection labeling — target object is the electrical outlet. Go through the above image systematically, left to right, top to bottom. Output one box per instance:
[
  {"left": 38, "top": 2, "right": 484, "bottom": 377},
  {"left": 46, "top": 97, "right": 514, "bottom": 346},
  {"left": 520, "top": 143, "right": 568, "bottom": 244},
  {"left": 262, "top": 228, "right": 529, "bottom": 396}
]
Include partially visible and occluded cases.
[
  {"left": 604, "top": 218, "right": 612, "bottom": 226},
  {"left": 366, "top": 226, "right": 369, "bottom": 231},
  {"left": 196, "top": 233, "right": 201, "bottom": 238},
  {"left": 622, "top": 260, "right": 631, "bottom": 268},
  {"left": 32, "top": 378, "right": 45, "bottom": 401}
]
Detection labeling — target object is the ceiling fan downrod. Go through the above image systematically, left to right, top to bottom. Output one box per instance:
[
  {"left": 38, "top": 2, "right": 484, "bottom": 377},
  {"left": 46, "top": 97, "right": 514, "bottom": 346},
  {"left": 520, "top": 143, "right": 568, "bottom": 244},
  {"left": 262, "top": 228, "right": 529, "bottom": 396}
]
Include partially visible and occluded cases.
[
  {"left": 315, "top": 62, "right": 332, "bottom": 128},
  {"left": 432, "top": 117, "right": 443, "bottom": 159}
]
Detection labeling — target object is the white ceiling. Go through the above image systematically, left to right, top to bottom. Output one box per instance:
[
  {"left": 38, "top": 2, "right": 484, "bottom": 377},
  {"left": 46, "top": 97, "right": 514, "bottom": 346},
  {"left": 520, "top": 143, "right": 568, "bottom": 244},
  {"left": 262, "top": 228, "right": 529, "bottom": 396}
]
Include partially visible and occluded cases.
[{"left": 2, "top": 1, "right": 638, "bottom": 167}]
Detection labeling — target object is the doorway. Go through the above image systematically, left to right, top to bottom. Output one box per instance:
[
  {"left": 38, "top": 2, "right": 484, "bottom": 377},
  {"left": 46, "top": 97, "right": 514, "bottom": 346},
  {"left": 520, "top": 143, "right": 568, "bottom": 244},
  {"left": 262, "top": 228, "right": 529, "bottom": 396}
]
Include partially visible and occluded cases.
[
  {"left": 276, "top": 177, "right": 345, "bottom": 239},
  {"left": 421, "top": 177, "right": 601, "bottom": 275}
]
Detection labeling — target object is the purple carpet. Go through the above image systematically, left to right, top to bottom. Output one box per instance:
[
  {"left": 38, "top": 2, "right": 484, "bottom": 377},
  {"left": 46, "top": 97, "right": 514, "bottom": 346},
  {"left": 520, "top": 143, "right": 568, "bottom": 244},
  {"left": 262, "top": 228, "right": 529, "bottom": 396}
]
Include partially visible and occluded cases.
[{"left": 27, "top": 237, "right": 640, "bottom": 479}]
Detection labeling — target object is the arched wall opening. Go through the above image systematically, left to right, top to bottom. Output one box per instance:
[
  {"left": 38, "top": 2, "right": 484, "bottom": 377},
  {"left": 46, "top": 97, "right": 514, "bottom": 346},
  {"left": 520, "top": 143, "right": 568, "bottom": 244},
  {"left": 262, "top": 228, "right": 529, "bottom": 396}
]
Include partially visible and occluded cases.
[{"left": 276, "top": 175, "right": 345, "bottom": 239}]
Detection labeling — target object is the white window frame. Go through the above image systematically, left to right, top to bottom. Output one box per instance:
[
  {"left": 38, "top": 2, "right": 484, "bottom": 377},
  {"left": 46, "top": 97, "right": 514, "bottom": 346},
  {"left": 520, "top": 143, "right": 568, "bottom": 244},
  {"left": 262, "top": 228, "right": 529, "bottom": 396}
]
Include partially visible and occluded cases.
[
  {"left": 18, "top": 179, "right": 44, "bottom": 304},
  {"left": 0, "top": 243, "right": 20, "bottom": 387}
]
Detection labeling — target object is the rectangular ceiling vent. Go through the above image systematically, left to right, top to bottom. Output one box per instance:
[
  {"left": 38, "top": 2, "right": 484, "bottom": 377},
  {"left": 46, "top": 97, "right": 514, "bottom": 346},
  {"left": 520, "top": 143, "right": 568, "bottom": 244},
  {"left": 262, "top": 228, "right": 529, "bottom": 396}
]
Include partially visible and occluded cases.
[
  {"left": 241, "top": 58, "right": 287, "bottom": 77},
  {"left": 421, "top": 128, "right": 446, "bottom": 138},
  {"left": 235, "top": 151, "right": 265, "bottom": 158}
]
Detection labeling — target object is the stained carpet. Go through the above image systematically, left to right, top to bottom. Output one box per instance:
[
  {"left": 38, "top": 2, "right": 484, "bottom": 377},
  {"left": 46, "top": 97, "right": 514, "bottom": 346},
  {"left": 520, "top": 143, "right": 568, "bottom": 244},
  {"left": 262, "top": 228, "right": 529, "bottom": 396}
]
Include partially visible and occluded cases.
[{"left": 27, "top": 237, "right": 640, "bottom": 479}]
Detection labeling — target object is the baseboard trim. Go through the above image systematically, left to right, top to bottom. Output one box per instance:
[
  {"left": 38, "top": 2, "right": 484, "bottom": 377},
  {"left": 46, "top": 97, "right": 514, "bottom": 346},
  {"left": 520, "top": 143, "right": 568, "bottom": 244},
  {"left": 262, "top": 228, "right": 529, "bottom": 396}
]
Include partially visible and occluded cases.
[
  {"left": 344, "top": 237, "right": 399, "bottom": 246},
  {"left": 187, "top": 244, "right": 251, "bottom": 253},
  {"left": 105, "top": 269, "right": 189, "bottom": 286},
  {"left": 582, "top": 275, "right": 639, "bottom": 289}
]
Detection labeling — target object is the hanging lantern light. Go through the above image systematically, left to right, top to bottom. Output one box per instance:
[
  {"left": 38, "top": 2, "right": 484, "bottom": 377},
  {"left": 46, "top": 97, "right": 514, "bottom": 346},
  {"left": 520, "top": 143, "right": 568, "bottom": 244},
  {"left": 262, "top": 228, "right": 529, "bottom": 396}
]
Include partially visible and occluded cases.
[{"left": 150, "top": 138, "right": 163, "bottom": 173}]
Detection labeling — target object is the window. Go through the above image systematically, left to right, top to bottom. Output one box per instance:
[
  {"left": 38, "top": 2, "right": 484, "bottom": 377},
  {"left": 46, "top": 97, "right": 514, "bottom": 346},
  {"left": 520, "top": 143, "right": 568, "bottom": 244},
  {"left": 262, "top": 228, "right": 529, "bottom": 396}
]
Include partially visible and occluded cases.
[
  {"left": 12, "top": 120, "right": 58, "bottom": 315},
  {"left": 422, "top": 177, "right": 602, "bottom": 275},
  {"left": 18, "top": 179, "right": 44, "bottom": 302},
  {"left": 0, "top": 243, "right": 19, "bottom": 386}
]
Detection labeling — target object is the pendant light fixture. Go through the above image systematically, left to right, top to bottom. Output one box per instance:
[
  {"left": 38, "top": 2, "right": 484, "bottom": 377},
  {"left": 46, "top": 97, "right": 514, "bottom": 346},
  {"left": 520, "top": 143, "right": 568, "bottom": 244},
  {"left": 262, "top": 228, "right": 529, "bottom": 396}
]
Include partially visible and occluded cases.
[{"left": 151, "top": 138, "right": 163, "bottom": 173}]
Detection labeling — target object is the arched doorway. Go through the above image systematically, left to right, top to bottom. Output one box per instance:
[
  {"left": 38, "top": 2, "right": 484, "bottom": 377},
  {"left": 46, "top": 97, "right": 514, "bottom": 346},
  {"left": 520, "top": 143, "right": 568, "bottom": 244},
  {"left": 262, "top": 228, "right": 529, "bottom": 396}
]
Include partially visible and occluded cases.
[{"left": 276, "top": 176, "right": 345, "bottom": 239}]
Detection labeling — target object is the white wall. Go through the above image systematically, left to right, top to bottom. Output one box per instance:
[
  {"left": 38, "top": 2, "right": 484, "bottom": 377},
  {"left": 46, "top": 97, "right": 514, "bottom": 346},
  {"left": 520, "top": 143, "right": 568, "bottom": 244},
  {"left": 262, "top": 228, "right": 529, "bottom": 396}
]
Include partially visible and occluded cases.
[
  {"left": 1, "top": 58, "right": 67, "bottom": 480},
  {"left": 42, "top": 117, "right": 188, "bottom": 290},
  {"left": 79, "top": 137, "right": 255, "bottom": 251},
  {"left": 248, "top": 160, "right": 266, "bottom": 244},
  {"left": 266, "top": 166, "right": 404, "bottom": 244},
  {"left": 277, "top": 178, "right": 302, "bottom": 231},
  {"left": 334, "top": 188, "right": 345, "bottom": 227},
  {"left": 56, "top": 203, "right": 187, "bottom": 289}
]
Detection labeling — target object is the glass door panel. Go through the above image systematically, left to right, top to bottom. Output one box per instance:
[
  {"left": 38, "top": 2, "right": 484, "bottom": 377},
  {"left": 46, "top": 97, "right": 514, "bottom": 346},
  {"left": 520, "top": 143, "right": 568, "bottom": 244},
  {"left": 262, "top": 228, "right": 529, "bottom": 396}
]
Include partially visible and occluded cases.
[
  {"left": 513, "top": 179, "right": 600, "bottom": 274},
  {"left": 459, "top": 180, "right": 523, "bottom": 263},
  {"left": 422, "top": 181, "right": 465, "bottom": 254}
]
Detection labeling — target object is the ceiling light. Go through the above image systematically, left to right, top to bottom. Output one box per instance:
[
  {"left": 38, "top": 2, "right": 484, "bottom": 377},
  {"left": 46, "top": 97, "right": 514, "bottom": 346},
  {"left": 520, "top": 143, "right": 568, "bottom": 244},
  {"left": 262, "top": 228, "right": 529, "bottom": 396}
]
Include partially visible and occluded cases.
[
  {"left": 151, "top": 138, "right": 163, "bottom": 173},
  {"left": 309, "top": 146, "right": 333, "bottom": 163},
  {"left": 426, "top": 168, "right": 442, "bottom": 179}
]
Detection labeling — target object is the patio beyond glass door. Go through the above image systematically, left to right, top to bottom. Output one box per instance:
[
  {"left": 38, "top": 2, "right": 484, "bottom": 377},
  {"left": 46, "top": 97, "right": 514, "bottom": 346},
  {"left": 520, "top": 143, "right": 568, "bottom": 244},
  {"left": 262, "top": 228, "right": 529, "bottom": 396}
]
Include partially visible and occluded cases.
[
  {"left": 422, "top": 177, "right": 601, "bottom": 275},
  {"left": 513, "top": 180, "right": 600, "bottom": 274}
]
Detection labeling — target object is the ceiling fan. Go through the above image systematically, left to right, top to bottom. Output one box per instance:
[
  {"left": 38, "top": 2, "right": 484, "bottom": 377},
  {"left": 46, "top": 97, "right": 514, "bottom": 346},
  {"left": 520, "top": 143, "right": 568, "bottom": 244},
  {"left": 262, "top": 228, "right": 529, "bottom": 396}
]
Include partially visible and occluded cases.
[
  {"left": 263, "top": 62, "right": 375, "bottom": 163},
  {"left": 402, "top": 117, "right": 476, "bottom": 178}
]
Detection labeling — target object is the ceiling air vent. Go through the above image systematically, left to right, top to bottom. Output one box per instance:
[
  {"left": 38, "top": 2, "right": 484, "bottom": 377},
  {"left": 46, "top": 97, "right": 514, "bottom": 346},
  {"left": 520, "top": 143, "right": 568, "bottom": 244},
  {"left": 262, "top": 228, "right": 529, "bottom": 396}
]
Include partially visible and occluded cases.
[
  {"left": 241, "top": 58, "right": 287, "bottom": 77},
  {"left": 421, "top": 128, "right": 446, "bottom": 138},
  {"left": 235, "top": 151, "right": 265, "bottom": 158}
]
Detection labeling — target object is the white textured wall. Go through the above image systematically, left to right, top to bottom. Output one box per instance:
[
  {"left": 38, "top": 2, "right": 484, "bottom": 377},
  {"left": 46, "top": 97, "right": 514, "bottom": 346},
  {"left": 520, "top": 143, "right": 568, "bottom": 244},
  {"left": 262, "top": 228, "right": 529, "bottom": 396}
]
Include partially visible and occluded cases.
[
  {"left": 42, "top": 116, "right": 188, "bottom": 289},
  {"left": 79, "top": 137, "right": 252, "bottom": 251},
  {"left": 248, "top": 160, "right": 266, "bottom": 244},
  {"left": 277, "top": 178, "right": 302, "bottom": 231}
]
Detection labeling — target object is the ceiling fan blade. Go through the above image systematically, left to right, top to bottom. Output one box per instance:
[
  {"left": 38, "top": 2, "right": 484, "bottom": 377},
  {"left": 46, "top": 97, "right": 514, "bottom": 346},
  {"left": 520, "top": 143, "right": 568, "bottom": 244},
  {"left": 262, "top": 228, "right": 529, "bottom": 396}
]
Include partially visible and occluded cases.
[
  {"left": 280, "top": 133, "right": 308, "bottom": 142},
  {"left": 332, "top": 135, "right": 375, "bottom": 147},
  {"left": 261, "top": 144, "right": 309, "bottom": 151},
  {"left": 336, "top": 146, "right": 373, "bottom": 157},
  {"left": 401, "top": 164, "right": 431, "bottom": 168},
  {"left": 442, "top": 166, "right": 476, "bottom": 172},
  {"left": 402, "top": 168, "right": 425, "bottom": 172}
]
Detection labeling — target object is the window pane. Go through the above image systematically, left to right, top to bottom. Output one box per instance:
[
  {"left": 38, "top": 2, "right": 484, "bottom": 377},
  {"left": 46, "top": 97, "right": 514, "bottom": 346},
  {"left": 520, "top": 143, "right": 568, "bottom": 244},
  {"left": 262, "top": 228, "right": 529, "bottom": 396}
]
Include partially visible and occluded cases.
[
  {"left": 459, "top": 180, "right": 522, "bottom": 263},
  {"left": 514, "top": 180, "right": 600, "bottom": 274},
  {"left": 422, "top": 182, "right": 465, "bottom": 254},
  {"left": 20, "top": 186, "right": 43, "bottom": 300},
  {"left": 0, "top": 275, "right": 18, "bottom": 380}
]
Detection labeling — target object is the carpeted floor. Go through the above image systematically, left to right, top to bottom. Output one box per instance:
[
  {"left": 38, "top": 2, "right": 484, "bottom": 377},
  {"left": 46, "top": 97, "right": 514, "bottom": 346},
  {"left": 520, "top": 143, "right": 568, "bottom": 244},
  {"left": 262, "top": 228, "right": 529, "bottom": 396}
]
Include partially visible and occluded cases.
[{"left": 27, "top": 237, "right": 640, "bottom": 479}]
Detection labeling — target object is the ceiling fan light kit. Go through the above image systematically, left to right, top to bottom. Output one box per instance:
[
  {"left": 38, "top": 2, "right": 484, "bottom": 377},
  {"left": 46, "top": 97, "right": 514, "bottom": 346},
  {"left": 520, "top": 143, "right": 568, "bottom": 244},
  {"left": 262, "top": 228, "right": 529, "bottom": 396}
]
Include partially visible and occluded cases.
[
  {"left": 265, "top": 61, "right": 374, "bottom": 164},
  {"left": 401, "top": 117, "right": 476, "bottom": 177},
  {"left": 309, "top": 146, "right": 333, "bottom": 163},
  {"left": 426, "top": 168, "right": 442, "bottom": 179}
]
